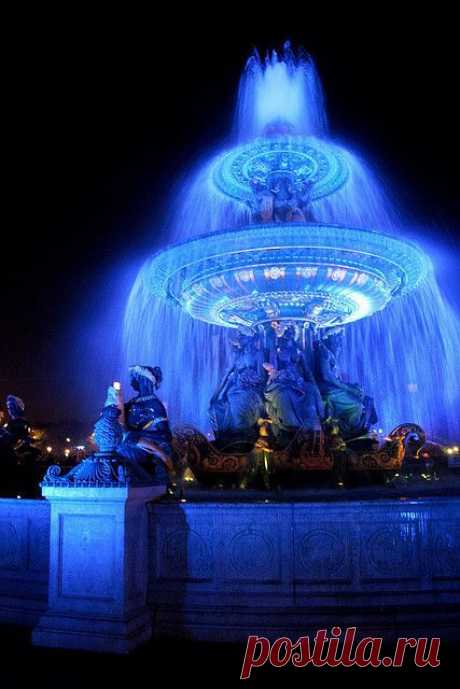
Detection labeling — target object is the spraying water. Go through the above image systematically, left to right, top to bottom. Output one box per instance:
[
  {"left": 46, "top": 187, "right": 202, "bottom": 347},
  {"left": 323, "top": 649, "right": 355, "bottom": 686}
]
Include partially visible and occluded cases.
[{"left": 124, "top": 46, "right": 460, "bottom": 440}]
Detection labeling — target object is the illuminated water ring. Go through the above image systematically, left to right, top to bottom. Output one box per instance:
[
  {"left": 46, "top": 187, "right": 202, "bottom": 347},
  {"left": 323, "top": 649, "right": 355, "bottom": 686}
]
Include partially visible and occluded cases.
[
  {"left": 212, "top": 136, "right": 348, "bottom": 202},
  {"left": 146, "top": 223, "right": 430, "bottom": 329}
]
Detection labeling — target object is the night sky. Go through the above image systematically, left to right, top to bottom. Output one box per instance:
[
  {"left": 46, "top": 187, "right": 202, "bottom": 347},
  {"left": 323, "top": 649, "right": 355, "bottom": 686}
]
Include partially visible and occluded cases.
[{"left": 4, "top": 10, "right": 460, "bottom": 427}]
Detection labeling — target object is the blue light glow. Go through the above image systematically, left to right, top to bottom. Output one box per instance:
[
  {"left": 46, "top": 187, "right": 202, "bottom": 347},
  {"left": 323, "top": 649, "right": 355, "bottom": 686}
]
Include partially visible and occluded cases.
[
  {"left": 235, "top": 46, "right": 328, "bottom": 140},
  {"left": 123, "top": 47, "right": 460, "bottom": 442}
]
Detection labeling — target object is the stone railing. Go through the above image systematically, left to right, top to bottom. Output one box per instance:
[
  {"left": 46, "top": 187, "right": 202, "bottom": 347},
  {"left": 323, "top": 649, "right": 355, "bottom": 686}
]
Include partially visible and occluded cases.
[
  {"left": 1, "top": 493, "right": 460, "bottom": 649},
  {"left": 149, "top": 497, "right": 460, "bottom": 641}
]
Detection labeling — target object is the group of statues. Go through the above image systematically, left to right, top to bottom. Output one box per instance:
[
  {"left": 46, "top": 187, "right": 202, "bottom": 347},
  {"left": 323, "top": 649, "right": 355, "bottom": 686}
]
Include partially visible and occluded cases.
[
  {"left": 249, "top": 174, "right": 315, "bottom": 224},
  {"left": 209, "top": 324, "right": 377, "bottom": 449},
  {"left": 0, "top": 332, "right": 378, "bottom": 492}
]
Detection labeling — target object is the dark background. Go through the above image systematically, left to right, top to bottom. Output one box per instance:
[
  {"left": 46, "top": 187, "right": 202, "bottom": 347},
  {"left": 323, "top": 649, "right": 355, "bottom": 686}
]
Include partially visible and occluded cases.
[{"left": 3, "top": 8, "right": 460, "bottom": 427}]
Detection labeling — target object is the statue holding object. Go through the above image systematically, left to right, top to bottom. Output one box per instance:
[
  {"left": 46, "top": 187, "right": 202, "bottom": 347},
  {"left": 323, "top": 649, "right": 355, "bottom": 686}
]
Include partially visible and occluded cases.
[
  {"left": 209, "top": 329, "right": 265, "bottom": 446},
  {"left": 43, "top": 365, "right": 173, "bottom": 488},
  {"left": 115, "top": 365, "right": 172, "bottom": 485}
]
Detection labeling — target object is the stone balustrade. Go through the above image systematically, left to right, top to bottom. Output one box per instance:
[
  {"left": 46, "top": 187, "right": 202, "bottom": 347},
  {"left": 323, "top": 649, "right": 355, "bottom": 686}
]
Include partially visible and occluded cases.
[{"left": 0, "top": 494, "right": 459, "bottom": 649}]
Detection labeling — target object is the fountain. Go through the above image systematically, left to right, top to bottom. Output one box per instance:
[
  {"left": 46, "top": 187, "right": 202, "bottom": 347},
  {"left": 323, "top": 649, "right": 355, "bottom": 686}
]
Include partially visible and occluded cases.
[
  {"left": 124, "top": 45, "right": 460, "bottom": 484},
  {"left": 10, "top": 47, "right": 460, "bottom": 653}
]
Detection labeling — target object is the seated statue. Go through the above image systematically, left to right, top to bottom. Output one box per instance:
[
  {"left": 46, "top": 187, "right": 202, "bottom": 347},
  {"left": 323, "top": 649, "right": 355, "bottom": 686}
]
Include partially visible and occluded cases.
[
  {"left": 296, "top": 179, "right": 316, "bottom": 221},
  {"left": 268, "top": 323, "right": 310, "bottom": 379},
  {"left": 209, "top": 330, "right": 265, "bottom": 446},
  {"left": 316, "top": 338, "right": 377, "bottom": 439},
  {"left": 263, "top": 363, "right": 325, "bottom": 441},
  {"left": 111, "top": 365, "right": 173, "bottom": 485},
  {"left": 0, "top": 395, "right": 31, "bottom": 450},
  {"left": 0, "top": 395, "right": 40, "bottom": 497}
]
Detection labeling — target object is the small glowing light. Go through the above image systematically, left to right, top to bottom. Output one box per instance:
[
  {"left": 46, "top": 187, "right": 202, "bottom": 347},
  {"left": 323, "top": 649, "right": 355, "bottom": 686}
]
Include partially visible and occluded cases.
[
  {"left": 264, "top": 266, "right": 285, "bottom": 280},
  {"left": 328, "top": 267, "right": 347, "bottom": 282},
  {"left": 348, "top": 291, "right": 372, "bottom": 320},
  {"left": 66, "top": 437, "right": 71, "bottom": 443},
  {"left": 46, "top": 446, "right": 52, "bottom": 453},
  {"left": 454, "top": 446, "right": 459, "bottom": 453},
  {"left": 447, "top": 448, "right": 454, "bottom": 455},
  {"left": 64, "top": 449, "right": 70, "bottom": 458},
  {"left": 16, "top": 495, "right": 22, "bottom": 500}
]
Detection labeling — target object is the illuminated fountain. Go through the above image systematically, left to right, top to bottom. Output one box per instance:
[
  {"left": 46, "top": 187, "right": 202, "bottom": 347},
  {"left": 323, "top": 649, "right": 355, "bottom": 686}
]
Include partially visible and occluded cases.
[{"left": 124, "top": 46, "right": 460, "bottom": 469}]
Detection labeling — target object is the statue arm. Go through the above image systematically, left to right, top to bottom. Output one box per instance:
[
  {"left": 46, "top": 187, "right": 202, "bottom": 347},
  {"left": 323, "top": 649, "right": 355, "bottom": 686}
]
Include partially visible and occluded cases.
[
  {"left": 255, "top": 344, "right": 266, "bottom": 378},
  {"left": 318, "top": 351, "right": 335, "bottom": 383},
  {"left": 298, "top": 355, "right": 311, "bottom": 381},
  {"left": 210, "top": 366, "right": 235, "bottom": 403},
  {"left": 105, "top": 385, "right": 126, "bottom": 427},
  {"left": 315, "top": 387, "right": 326, "bottom": 420}
]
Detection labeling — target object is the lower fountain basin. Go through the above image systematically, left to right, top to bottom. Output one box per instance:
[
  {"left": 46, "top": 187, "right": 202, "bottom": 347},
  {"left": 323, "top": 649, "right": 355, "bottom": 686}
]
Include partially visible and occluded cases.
[{"left": 146, "top": 223, "right": 429, "bottom": 328}]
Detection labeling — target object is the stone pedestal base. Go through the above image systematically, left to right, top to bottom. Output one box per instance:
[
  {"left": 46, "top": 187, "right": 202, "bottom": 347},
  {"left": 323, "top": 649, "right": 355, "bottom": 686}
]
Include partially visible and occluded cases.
[
  {"left": 32, "top": 484, "right": 165, "bottom": 654},
  {"left": 33, "top": 608, "right": 152, "bottom": 654}
]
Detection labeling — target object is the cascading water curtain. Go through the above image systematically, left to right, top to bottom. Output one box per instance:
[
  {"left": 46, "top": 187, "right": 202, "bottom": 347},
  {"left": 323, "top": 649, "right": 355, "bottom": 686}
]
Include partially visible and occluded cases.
[{"left": 124, "top": 46, "right": 460, "bottom": 439}]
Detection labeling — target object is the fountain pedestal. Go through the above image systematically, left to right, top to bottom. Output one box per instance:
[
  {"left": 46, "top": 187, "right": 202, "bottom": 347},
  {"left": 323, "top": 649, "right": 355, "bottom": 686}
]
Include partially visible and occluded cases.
[{"left": 32, "top": 483, "right": 165, "bottom": 654}]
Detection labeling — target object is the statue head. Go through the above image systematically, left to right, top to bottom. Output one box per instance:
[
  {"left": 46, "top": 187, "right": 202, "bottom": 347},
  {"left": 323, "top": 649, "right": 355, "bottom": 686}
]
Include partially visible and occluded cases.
[
  {"left": 271, "top": 320, "right": 288, "bottom": 338},
  {"left": 278, "top": 324, "right": 297, "bottom": 348},
  {"left": 231, "top": 327, "right": 258, "bottom": 352},
  {"left": 321, "top": 328, "right": 344, "bottom": 356},
  {"left": 129, "top": 365, "right": 162, "bottom": 396},
  {"left": 6, "top": 395, "right": 25, "bottom": 420}
]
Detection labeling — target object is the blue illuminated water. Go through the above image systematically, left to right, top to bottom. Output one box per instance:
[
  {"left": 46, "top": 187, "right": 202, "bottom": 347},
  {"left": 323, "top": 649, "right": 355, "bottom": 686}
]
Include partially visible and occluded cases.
[
  {"left": 235, "top": 46, "right": 328, "bottom": 141},
  {"left": 124, "top": 48, "right": 460, "bottom": 441}
]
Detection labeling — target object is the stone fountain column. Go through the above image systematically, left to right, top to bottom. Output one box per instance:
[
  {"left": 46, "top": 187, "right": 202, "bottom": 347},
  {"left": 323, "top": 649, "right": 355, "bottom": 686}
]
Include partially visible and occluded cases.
[{"left": 32, "top": 412, "right": 167, "bottom": 653}]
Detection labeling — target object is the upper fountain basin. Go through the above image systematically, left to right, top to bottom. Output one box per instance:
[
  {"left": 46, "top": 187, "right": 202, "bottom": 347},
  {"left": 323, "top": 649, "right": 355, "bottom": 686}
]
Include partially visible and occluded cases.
[{"left": 212, "top": 135, "right": 348, "bottom": 203}]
